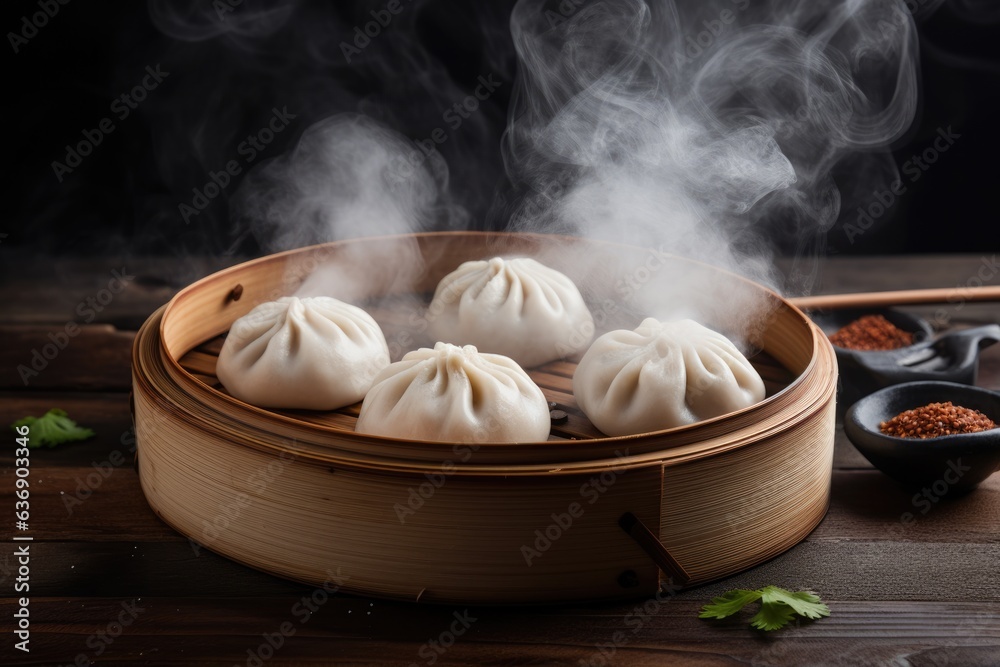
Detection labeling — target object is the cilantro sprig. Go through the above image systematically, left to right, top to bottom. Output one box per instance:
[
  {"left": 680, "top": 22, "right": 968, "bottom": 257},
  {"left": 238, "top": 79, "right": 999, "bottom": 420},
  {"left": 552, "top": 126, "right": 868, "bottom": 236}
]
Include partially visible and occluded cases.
[
  {"left": 12, "top": 409, "right": 95, "bottom": 448},
  {"left": 699, "top": 586, "right": 830, "bottom": 631}
]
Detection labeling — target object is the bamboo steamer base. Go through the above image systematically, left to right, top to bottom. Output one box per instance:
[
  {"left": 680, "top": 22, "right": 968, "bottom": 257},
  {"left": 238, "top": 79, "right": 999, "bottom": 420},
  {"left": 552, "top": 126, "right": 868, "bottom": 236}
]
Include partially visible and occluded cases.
[{"left": 132, "top": 232, "right": 837, "bottom": 604}]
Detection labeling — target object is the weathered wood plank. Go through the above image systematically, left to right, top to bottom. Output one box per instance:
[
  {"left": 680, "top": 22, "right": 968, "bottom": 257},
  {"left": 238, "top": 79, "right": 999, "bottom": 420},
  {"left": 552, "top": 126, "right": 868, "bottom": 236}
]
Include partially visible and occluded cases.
[
  {"left": 804, "top": 254, "right": 1000, "bottom": 299},
  {"left": 0, "top": 257, "right": 239, "bottom": 327},
  {"left": 0, "top": 325, "right": 135, "bottom": 391},
  {"left": 0, "top": 392, "right": 134, "bottom": 467},
  {"left": 832, "top": 423, "right": 873, "bottom": 469},
  {"left": 14, "top": 463, "right": 995, "bottom": 546},
  {"left": 0, "top": 464, "right": 174, "bottom": 543},
  {"left": 3, "top": 468, "right": 1000, "bottom": 601},
  {"left": 816, "top": 470, "right": 1000, "bottom": 543},
  {"left": 8, "top": 537, "right": 1000, "bottom": 603},
  {"left": 691, "top": 540, "right": 1000, "bottom": 603},
  {"left": 0, "top": 543, "right": 304, "bottom": 599},
  {"left": 0, "top": 598, "right": 997, "bottom": 666},
  {"left": 11, "top": 598, "right": 987, "bottom": 638},
  {"left": 3, "top": 637, "right": 997, "bottom": 667}
]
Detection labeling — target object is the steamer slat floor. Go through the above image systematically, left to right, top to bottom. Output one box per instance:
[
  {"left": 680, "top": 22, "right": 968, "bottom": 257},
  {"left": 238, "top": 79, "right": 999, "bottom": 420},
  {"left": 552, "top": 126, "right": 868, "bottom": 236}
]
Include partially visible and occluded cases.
[{"left": 1, "top": 254, "right": 998, "bottom": 666}]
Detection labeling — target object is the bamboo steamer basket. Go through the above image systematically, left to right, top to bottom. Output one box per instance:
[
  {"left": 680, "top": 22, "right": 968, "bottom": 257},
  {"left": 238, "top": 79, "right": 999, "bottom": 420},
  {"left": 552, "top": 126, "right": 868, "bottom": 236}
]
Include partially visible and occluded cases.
[{"left": 132, "top": 231, "right": 837, "bottom": 604}]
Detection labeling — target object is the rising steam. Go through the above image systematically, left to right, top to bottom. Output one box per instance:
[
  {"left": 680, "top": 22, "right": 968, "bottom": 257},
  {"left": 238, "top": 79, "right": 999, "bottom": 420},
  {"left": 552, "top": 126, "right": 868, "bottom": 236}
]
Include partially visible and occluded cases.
[
  {"left": 149, "top": 0, "right": 299, "bottom": 43},
  {"left": 221, "top": 0, "right": 920, "bottom": 339},
  {"left": 503, "top": 0, "right": 919, "bottom": 308},
  {"left": 231, "top": 113, "right": 466, "bottom": 305},
  {"left": 232, "top": 113, "right": 461, "bottom": 250}
]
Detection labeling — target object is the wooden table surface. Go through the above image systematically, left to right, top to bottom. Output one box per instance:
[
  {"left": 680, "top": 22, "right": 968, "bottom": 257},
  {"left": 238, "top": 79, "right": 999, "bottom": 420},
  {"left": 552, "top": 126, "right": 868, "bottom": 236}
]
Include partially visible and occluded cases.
[{"left": 1, "top": 254, "right": 999, "bottom": 666}]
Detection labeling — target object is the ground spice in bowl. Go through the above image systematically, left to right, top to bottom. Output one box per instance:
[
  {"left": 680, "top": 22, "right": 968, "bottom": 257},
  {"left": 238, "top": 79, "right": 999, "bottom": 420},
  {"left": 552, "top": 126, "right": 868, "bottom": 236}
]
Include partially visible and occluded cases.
[
  {"left": 828, "top": 314, "right": 914, "bottom": 351},
  {"left": 879, "top": 401, "right": 998, "bottom": 439}
]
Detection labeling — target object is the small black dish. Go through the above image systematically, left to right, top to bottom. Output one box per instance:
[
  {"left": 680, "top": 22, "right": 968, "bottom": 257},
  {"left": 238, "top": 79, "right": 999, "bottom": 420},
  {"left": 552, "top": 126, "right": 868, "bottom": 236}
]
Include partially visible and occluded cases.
[
  {"left": 810, "top": 308, "right": 1000, "bottom": 409},
  {"left": 844, "top": 381, "right": 1000, "bottom": 492}
]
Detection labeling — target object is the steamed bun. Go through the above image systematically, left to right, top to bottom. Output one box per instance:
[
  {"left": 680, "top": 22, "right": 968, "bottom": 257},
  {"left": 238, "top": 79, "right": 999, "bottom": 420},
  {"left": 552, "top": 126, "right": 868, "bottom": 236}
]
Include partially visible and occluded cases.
[
  {"left": 427, "top": 257, "right": 593, "bottom": 367},
  {"left": 216, "top": 296, "right": 389, "bottom": 410},
  {"left": 573, "top": 318, "right": 765, "bottom": 436},
  {"left": 356, "top": 342, "right": 550, "bottom": 443}
]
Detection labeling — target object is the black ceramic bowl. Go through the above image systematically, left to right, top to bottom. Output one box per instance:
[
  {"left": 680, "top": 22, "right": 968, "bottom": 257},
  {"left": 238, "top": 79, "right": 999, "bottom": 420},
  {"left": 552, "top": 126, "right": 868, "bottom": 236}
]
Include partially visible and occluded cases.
[
  {"left": 810, "top": 308, "right": 1000, "bottom": 410},
  {"left": 844, "top": 381, "right": 1000, "bottom": 492}
]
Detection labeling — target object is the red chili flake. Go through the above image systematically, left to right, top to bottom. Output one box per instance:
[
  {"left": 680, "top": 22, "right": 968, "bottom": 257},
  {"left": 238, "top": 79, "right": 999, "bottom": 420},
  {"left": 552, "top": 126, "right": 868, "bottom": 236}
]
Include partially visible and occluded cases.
[
  {"left": 828, "top": 314, "right": 914, "bottom": 351},
  {"left": 879, "top": 401, "right": 997, "bottom": 439}
]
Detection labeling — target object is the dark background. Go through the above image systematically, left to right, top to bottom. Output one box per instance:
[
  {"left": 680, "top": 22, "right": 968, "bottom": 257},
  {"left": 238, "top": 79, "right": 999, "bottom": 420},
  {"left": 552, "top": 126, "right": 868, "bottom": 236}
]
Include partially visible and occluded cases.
[{"left": 5, "top": 0, "right": 1000, "bottom": 259}]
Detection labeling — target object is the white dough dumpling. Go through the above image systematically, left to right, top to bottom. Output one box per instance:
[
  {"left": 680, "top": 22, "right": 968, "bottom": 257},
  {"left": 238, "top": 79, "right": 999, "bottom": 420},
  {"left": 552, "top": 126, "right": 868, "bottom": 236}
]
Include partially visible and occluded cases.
[
  {"left": 427, "top": 257, "right": 594, "bottom": 368},
  {"left": 216, "top": 296, "right": 390, "bottom": 410},
  {"left": 573, "top": 318, "right": 766, "bottom": 436},
  {"left": 355, "top": 342, "right": 550, "bottom": 443}
]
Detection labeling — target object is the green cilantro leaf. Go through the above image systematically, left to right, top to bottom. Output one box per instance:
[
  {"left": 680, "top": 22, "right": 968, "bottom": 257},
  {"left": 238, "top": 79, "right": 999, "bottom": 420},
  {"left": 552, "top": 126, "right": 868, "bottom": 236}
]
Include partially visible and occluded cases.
[
  {"left": 12, "top": 409, "right": 96, "bottom": 448},
  {"left": 700, "top": 586, "right": 830, "bottom": 631},
  {"left": 760, "top": 586, "right": 831, "bottom": 620},
  {"left": 698, "top": 589, "right": 763, "bottom": 619},
  {"left": 750, "top": 601, "right": 797, "bottom": 631}
]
